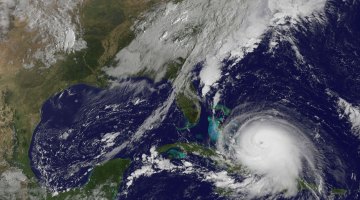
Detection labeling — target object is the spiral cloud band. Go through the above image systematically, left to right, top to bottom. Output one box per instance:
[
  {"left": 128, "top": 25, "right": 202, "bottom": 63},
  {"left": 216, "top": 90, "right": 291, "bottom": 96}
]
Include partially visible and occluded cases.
[{"left": 217, "top": 107, "right": 322, "bottom": 198}]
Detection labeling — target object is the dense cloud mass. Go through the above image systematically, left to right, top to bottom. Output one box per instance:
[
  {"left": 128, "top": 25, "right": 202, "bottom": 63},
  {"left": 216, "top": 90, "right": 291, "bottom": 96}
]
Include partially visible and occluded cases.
[
  {"left": 0, "top": 0, "right": 86, "bottom": 67},
  {"left": 106, "top": 0, "right": 325, "bottom": 96},
  {"left": 217, "top": 108, "right": 322, "bottom": 198}
]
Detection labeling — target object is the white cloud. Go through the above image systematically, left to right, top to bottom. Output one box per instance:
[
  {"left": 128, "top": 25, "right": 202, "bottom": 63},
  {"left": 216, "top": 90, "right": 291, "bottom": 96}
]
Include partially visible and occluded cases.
[
  {"left": 0, "top": 0, "right": 16, "bottom": 40},
  {"left": 1, "top": 0, "right": 86, "bottom": 67},
  {"left": 105, "top": 0, "right": 325, "bottom": 96},
  {"left": 63, "top": 29, "right": 76, "bottom": 52},
  {"left": 337, "top": 97, "right": 360, "bottom": 137},
  {"left": 101, "top": 132, "right": 121, "bottom": 148},
  {"left": 0, "top": 169, "right": 28, "bottom": 198}
]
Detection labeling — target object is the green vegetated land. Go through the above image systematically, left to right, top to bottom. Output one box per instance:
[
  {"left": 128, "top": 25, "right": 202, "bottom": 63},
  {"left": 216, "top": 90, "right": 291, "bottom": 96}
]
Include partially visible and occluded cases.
[
  {"left": 0, "top": 0, "right": 172, "bottom": 198},
  {"left": 135, "top": 55, "right": 201, "bottom": 126},
  {"left": 164, "top": 57, "right": 186, "bottom": 80},
  {"left": 164, "top": 57, "right": 201, "bottom": 125},
  {"left": 175, "top": 80, "right": 202, "bottom": 125},
  {"left": 176, "top": 92, "right": 201, "bottom": 125},
  {"left": 157, "top": 142, "right": 217, "bottom": 158},
  {"left": 48, "top": 158, "right": 131, "bottom": 200},
  {"left": 297, "top": 179, "right": 318, "bottom": 192},
  {"left": 215, "top": 187, "right": 234, "bottom": 197},
  {"left": 331, "top": 188, "right": 347, "bottom": 195}
]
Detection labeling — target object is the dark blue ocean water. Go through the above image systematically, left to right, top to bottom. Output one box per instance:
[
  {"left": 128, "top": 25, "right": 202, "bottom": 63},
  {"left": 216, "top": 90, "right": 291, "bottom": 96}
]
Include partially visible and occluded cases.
[
  {"left": 29, "top": 0, "right": 360, "bottom": 199},
  {"left": 29, "top": 78, "right": 186, "bottom": 191}
]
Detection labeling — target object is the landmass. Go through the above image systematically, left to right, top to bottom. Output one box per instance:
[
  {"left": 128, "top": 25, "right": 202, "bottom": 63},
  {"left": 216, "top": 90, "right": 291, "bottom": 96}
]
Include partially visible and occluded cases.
[{"left": 0, "top": 0, "right": 174, "bottom": 198}]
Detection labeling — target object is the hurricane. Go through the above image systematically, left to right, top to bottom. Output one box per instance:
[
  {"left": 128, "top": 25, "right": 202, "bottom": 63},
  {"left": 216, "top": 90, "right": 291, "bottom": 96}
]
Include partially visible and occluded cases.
[
  {"left": 6, "top": 0, "right": 359, "bottom": 199},
  {"left": 217, "top": 104, "right": 324, "bottom": 199}
]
